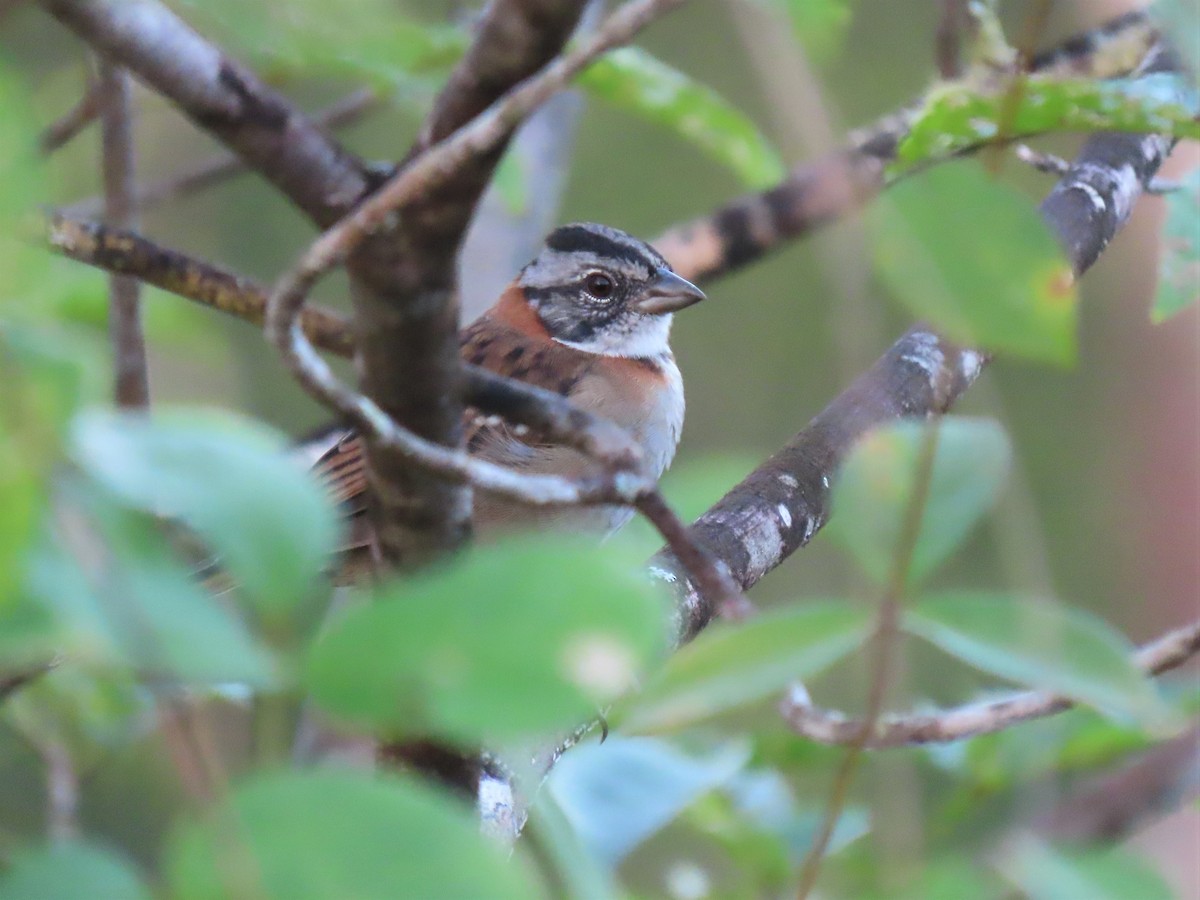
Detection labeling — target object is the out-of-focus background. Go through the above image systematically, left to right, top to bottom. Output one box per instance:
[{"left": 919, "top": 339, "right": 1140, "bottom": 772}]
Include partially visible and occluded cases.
[{"left": 1, "top": 0, "right": 1196, "bottom": 893}]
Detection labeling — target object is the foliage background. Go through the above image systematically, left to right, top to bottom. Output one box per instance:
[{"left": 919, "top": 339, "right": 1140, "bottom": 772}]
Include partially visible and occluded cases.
[{"left": 0, "top": 0, "right": 1196, "bottom": 896}]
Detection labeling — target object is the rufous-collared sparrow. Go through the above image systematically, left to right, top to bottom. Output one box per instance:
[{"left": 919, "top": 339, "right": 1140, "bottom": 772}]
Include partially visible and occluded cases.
[{"left": 304, "top": 222, "right": 705, "bottom": 547}]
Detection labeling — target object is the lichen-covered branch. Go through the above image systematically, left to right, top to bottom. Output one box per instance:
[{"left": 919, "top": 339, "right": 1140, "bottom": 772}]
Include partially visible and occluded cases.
[
  {"left": 656, "top": 329, "right": 985, "bottom": 640},
  {"left": 780, "top": 619, "right": 1200, "bottom": 748}
]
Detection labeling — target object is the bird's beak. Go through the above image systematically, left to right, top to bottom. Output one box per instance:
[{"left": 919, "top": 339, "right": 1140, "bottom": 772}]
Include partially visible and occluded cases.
[{"left": 632, "top": 267, "right": 706, "bottom": 315}]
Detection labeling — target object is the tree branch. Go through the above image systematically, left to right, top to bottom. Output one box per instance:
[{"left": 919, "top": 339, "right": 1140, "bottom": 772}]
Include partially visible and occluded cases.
[
  {"left": 271, "top": 0, "right": 687, "bottom": 567},
  {"left": 651, "top": 9, "right": 1158, "bottom": 283},
  {"left": 98, "top": 61, "right": 148, "bottom": 409},
  {"left": 39, "top": 65, "right": 100, "bottom": 155},
  {"left": 67, "top": 88, "right": 382, "bottom": 219},
  {"left": 658, "top": 329, "right": 985, "bottom": 641},
  {"left": 779, "top": 619, "right": 1200, "bottom": 748}
]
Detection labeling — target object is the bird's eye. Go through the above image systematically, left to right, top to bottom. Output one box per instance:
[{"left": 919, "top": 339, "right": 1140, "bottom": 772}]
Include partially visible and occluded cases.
[{"left": 584, "top": 272, "right": 615, "bottom": 300}]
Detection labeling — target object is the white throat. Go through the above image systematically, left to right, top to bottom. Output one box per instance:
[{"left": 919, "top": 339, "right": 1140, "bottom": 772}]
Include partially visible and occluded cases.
[{"left": 553, "top": 313, "right": 674, "bottom": 359}]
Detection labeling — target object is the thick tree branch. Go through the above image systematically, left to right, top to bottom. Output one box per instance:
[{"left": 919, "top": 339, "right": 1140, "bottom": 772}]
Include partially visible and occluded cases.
[
  {"left": 40, "top": 0, "right": 373, "bottom": 228},
  {"left": 335, "top": 0, "right": 594, "bottom": 567},
  {"left": 99, "top": 61, "right": 148, "bottom": 409},
  {"left": 657, "top": 330, "right": 985, "bottom": 640},
  {"left": 780, "top": 619, "right": 1200, "bottom": 748},
  {"left": 1032, "top": 724, "right": 1200, "bottom": 843}
]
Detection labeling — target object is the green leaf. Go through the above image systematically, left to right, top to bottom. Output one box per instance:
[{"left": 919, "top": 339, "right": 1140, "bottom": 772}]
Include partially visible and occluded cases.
[
  {"left": 173, "top": 0, "right": 463, "bottom": 90},
  {"left": 780, "top": 0, "right": 855, "bottom": 62},
  {"left": 579, "top": 48, "right": 786, "bottom": 189},
  {"left": 0, "top": 61, "right": 49, "bottom": 313},
  {"left": 897, "top": 73, "right": 1199, "bottom": 171},
  {"left": 871, "top": 161, "right": 1078, "bottom": 364},
  {"left": 1153, "top": 169, "right": 1200, "bottom": 322},
  {"left": 0, "top": 327, "right": 96, "bottom": 605},
  {"left": 71, "top": 409, "right": 340, "bottom": 629},
  {"left": 824, "top": 417, "right": 1011, "bottom": 586},
  {"left": 34, "top": 482, "right": 277, "bottom": 687},
  {"left": 308, "top": 537, "right": 668, "bottom": 743},
  {"left": 906, "top": 592, "right": 1174, "bottom": 729},
  {"left": 617, "top": 601, "right": 869, "bottom": 733},
  {"left": 547, "top": 736, "right": 749, "bottom": 865},
  {"left": 166, "top": 770, "right": 539, "bottom": 900},
  {"left": 999, "top": 839, "right": 1173, "bottom": 900},
  {"left": 0, "top": 840, "right": 150, "bottom": 900}
]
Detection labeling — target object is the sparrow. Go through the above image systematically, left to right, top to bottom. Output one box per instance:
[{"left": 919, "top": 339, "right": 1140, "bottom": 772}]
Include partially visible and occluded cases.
[{"left": 304, "top": 222, "right": 705, "bottom": 548}]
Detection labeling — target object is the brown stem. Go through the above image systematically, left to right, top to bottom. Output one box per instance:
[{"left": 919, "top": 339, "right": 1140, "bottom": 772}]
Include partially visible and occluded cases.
[{"left": 99, "top": 61, "right": 148, "bottom": 409}]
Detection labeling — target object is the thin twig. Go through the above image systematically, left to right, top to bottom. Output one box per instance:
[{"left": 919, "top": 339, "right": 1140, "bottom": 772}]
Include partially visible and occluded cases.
[
  {"left": 934, "top": 0, "right": 969, "bottom": 79},
  {"left": 99, "top": 61, "right": 149, "bottom": 409},
  {"left": 38, "top": 68, "right": 101, "bottom": 155},
  {"left": 67, "top": 88, "right": 382, "bottom": 218},
  {"left": 794, "top": 420, "right": 942, "bottom": 898},
  {"left": 635, "top": 490, "right": 754, "bottom": 623},
  {"left": 781, "top": 619, "right": 1200, "bottom": 748},
  {"left": 41, "top": 740, "right": 78, "bottom": 842}
]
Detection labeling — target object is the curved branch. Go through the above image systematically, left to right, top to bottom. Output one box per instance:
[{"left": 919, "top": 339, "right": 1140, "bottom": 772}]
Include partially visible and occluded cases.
[{"left": 780, "top": 619, "right": 1200, "bottom": 748}]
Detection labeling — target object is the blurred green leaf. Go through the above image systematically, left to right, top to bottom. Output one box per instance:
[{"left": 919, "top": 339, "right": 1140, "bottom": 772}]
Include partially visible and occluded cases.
[
  {"left": 173, "top": 0, "right": 463, "bottom": 90},
  {"left": 774, "top": 0, "right": 855, "bottom": 62},
  {"left": 580, "top": 48, "right": 786, "bottom": 189},
  {"left": 0, "top": 61, "right": 49, "bottom": 312},
  {"left": 898, "top": 73, "right": 1199, "bottom": 171},
  {"left": 871, "top": 161, "right": 1078, "bottom": 364},
  {"left": 1153, "top": 169, "right": 1199, "bottom": 322},
  {"left": 0, "top": 326, "right": 99, "bottom": 613},
  {"left": 71, "top": 409, "right": 341, "bottom": 629},
  {"left": 824, "top": 417, "right": 1011, "bottom": 586},
  {"left": 36, "top": 481, "right": 277, "bottom": 687},
  {"left": 309, "top": 537, "right": 668, "bottom": 743},
  {"left": 906, "top": 592, "right": 1174, "bottom": 729},
  {"left": 617, "top": 601, "right": 868, "bottom": 733},
  {"left": 547, "top": 736, "right": 749, "bottom": 866},
  {"left": 167, "top": 770, "right": 539, "bottom": 899},
  {"left": 528, "top": 791, "right": 618, "bottom": 900},
  {"left": 999, "top": 839, "right": 1173, "bottom": 900},
  {"left": 0, "top": 840, "right": 151, "bottom": 900},
  {"left": 858, "top": 858, "right": 1000, "bottom": 900}
]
